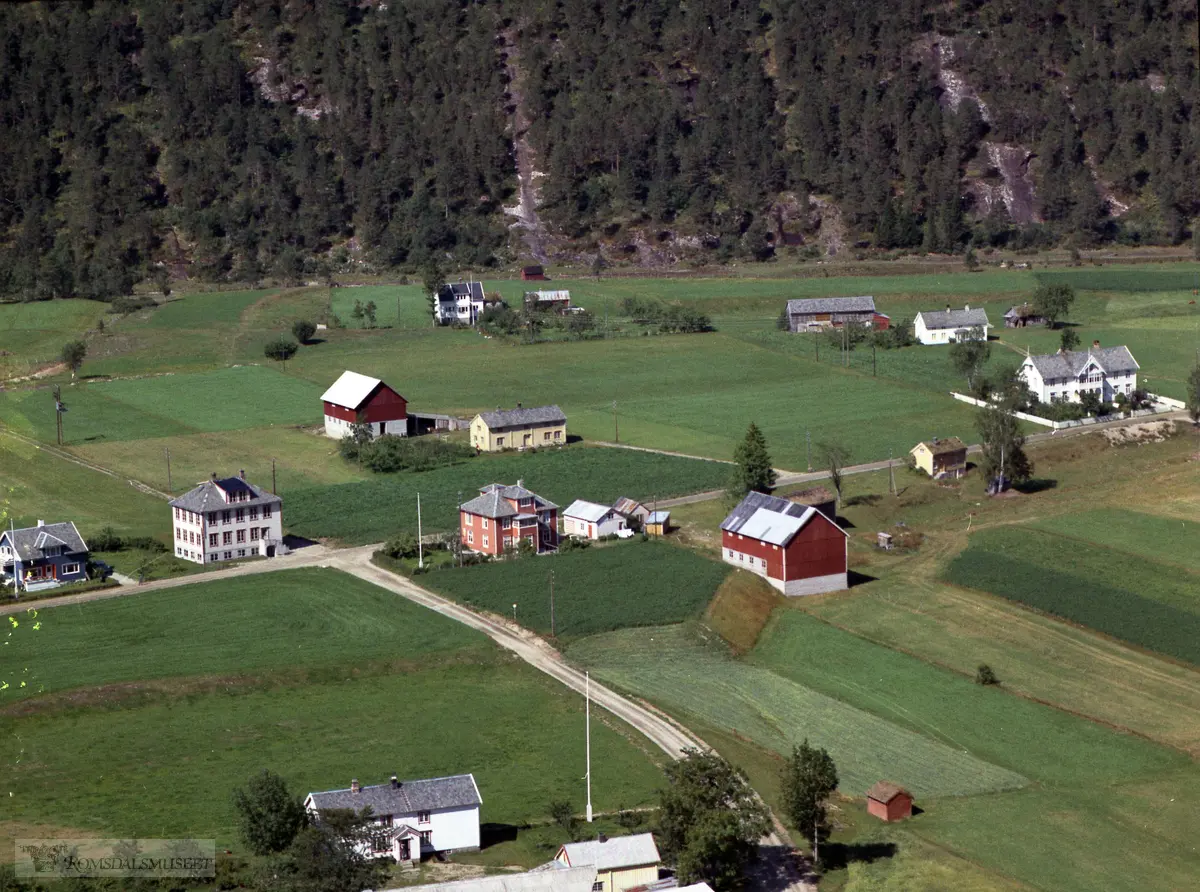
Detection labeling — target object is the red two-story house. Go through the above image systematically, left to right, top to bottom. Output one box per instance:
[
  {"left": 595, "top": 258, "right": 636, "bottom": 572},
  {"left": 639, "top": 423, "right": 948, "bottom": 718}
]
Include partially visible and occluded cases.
[
  {"left": 459, "top": 481, "right": 558, "bottom": 555},
  {"left": 720, "top": 491, "right": 848, "bottom": 596}
]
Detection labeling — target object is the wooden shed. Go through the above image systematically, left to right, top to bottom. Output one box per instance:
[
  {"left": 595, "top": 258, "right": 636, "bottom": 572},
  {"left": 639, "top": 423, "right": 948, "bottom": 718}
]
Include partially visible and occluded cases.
[
  {"left": 520, "top": 264, "right": 547, "bottom": 281},
  {"left": 645, "top": 511, "right": 670, "bottom": 536},
  {"left": 866, "top": 781, "right": 913, "bottom": 822}
]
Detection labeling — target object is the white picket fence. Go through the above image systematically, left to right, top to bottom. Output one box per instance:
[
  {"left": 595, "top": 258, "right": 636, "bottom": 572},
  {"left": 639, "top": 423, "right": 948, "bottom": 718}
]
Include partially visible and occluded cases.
[{"left": 950, "top": 392, "right": 1180, "bottom": 431}]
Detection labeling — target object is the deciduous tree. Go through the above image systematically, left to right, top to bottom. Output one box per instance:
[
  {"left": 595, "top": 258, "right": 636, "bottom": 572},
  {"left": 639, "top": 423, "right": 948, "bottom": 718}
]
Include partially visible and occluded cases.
[
  {"left": 1031, "top": 283, "right": 1076, "bottom": 328},
  {"left": 292, "top": 319, "right": 317, "bottom": 344},
  {"left": 949, "top": 328, "right": 992, "bottom": 395},
  {"left": 1059, "top": 328, "right": 1080, "bottom": 353},
  {"left": 264, "top": 337, "right": 299, "bottom": 363},
  {"left": 60, "top": 340, "right": 87, "bottom": 379},
  {"left": 1186, "top": 359, "right": 1200, "bottom": 425},
  {"left": 976, "top": 404, "right": 1032, "bottom": 492},
  {"left": 817, "top": 441, "right": 850, "bottom": 506},
  {"left": 781, "top": 740, "right": 839, "bottom": 865},
  {"left": 659, "top": 749, "right": 771, "bottom": 891},
  {"left": 231, "top": 770, "right": 307, "bottom": 856}
]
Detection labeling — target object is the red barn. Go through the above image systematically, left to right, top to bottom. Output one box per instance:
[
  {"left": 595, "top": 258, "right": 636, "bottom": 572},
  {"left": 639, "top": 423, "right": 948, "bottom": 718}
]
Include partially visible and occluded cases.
[
  {"left": 520, "top": 264, "right": 547, "bottom": 281},
  {"left": 873, "top": 312, "right": 891, "bottom": 330},
  {"left": 321, "top": 370, "right": 408, "bottom": 439},
  {"left": 459, "top": 481, "right": 558, "bottom": 556},
  {"left": 720, "top": 491, "right": 848, "bottom": 596},
  {"left": 866, "top": 782, "right": 913, "bottom": 822}
]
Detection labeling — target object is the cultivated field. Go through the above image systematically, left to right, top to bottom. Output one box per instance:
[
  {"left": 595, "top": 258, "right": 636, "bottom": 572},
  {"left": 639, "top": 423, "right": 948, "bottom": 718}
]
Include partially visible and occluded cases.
[
  {"left": 943, "top": 520, "right": 1200, "bottom": 664},
  {"left": 422, "top": 540, "right": 730, "bottom": 638},
  {"left": 0, "top": 569, "right": 665, "bottom": 854}
]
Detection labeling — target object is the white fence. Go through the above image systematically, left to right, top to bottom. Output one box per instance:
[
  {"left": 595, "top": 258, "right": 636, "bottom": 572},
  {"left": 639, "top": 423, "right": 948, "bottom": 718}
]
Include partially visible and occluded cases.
[{"left": 950, "top": 392, "right": 1180, "bottom": 431}]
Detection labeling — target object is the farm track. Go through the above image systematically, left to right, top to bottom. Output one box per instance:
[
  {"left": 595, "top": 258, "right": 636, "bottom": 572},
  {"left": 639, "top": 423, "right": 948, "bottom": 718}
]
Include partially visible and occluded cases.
[{"left": 0, "top": 427, "right": 171, "bottom": 499}]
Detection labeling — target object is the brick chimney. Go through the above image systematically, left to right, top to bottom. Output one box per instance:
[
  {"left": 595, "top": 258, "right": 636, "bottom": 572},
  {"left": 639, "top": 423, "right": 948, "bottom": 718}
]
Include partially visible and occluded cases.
[
  {"left": 964, "top": 304, "right": 970, "bottom": 311},
  {"left": 238, "top": 469, "right": 246, "bottom": 480},
  {"left": 350, "top": 779, "right": 360, "bottom": 794}
]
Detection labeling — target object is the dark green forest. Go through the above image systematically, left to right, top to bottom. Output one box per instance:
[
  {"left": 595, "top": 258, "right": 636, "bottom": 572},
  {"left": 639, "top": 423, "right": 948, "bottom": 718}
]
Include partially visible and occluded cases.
[{"left": 0, "top": 0, "right": 1195, "bottom": 299}]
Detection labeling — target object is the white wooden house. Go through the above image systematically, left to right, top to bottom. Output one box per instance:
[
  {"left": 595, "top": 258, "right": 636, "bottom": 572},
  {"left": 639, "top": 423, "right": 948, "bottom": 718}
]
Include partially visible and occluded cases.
[
  {"left": 914, "top": 306, "right": 991, "bottom": 344},
  {"left": 1019, "top": 343, "right": 1139, "bottom": 404},
  {"left": 169, "top": 472, "right": 284, "bottom": 565},
  {"left": 563, "top": 500, "right": 627, "bottom": 539},
  {"left": 305, "top": 773, "right": 482, "bottom": 863}
]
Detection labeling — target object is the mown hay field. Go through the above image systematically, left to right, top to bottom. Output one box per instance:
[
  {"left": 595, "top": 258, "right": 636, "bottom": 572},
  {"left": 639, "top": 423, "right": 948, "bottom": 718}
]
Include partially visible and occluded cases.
[
  {"left": 942, "top": 524, "right": 1200, "bottom": 664},
  {"left": 423, "top": 540, "right": 730, "bottom": 638},
  {"left": 568, "top": 623, "right": 1028, "bottom": 798}
]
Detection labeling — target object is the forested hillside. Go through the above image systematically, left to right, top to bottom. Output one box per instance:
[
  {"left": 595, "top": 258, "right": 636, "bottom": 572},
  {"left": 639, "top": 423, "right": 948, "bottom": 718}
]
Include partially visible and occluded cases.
[{"left": 0, "top": 0, "right": 1195, "bottom": 299}]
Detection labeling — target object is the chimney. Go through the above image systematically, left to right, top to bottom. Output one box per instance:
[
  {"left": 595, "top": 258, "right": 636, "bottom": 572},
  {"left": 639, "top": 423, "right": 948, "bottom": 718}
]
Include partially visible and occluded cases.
[
  {"left": 964, "top": 303, "right": 970, "bottom": 311},
  {"left": 945, "top": 304, "right": 951, "bottom": 312},
  {"left": 1092, "top": 340, "right": 1100, "bottom": 349},
  {"left": 516, "top": 402, "right": 522, "bottom": 408},
  {"left": 239, "top": 469, "right": 246, "bottom": 480},
  {"left": 210, "top": 472, "right": 217, "bottom": 482},
  {"left": 517, "top": 479, "right": 525, "bottom": 488},
  {"left": 36, "top": 519, "right": 45, "bottom": 527},
  {"left": 391, "top": 775, "right": 399, "bottom": 789},
  {"left": 350, "top": 779, "right": 360, "bottom": 794},
  {"left": 598, "top": 833, "right": 608, "bottom": 844}
]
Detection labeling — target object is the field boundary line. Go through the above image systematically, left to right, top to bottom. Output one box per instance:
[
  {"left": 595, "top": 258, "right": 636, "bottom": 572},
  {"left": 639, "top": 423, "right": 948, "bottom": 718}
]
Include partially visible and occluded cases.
[{"left": 0, "top": 427, "right": 172, "bottom": 500}]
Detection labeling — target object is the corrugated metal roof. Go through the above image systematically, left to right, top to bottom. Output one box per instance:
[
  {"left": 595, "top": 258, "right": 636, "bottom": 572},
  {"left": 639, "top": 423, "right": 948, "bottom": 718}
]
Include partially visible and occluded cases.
[
  {"left": 786, "top": 296, "right": 876, "bottom": 315},
  {"left": 915, "top": 307, "right": 991, "bottom": 330},
  {"left": 321, "top": 370, "right": 384, "bottom": 410},
  {"left": 720, "top": 491, "right": 809, "bottom": 533},
  {"left": 563, "top": 500, "right": 614, "bottom": 523},
  {"left": 738, "top": 506, "right": 810, "bottom": 546},
  {"left": 646, "top": 511, "right": 670, "bottom": 524},
  {"left": 308, "top": 773, "right": 481, "bottom": 815},
  {"left": 558, "top": 833, "right": 660, "bottom": 872}
]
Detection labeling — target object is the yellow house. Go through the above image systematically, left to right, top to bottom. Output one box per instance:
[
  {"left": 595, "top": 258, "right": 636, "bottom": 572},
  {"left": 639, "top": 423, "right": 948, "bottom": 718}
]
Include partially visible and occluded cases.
[
  {"left": 470, "top": 405, "right": 567, "bottom": 452},
  {"left": 909, "top": 437, "right": 968, "bottom": 480},
  {"left": 555, "top": 833, "right": 660, "bottom": 892}
]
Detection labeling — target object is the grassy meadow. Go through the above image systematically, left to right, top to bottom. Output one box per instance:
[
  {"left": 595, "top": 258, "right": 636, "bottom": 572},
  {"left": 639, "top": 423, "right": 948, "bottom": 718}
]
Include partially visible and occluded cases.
[
  {"left": 422, "top": 540, "right": 730, "bottom": 638},
  {"left": 0, "top": 569, "right": 665, "bottom": 854}
]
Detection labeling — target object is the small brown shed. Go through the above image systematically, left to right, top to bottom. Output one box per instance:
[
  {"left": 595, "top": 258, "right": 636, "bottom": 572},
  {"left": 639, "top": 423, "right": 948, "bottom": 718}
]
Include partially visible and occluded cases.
[
  {"left": 521, "top": 264, "right": 547, "bottom": 281},
  {"left": 866, "top": 781, "right": 913, "bottom": 822}
]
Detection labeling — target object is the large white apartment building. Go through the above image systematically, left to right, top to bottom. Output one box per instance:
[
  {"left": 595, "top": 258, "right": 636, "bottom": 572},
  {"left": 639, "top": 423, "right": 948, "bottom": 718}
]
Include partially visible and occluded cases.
[{"left": 169, "top": 471, "right": 284, "bottom": 565}]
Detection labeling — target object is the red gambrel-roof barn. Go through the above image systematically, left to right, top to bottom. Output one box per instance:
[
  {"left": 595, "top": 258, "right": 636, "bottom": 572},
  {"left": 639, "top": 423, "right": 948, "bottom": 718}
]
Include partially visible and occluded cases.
[
  {"left": 321, "top": 370, "right": 408, "bottom": 439},
  {"left": 720, "top": 491, "right": 848, "bottom": 596}
]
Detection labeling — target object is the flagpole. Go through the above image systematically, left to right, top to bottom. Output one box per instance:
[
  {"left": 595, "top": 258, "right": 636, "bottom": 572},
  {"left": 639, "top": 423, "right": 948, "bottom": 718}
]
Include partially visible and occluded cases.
[
  {"left": 417, "top": 493, "right": 424, "bottom": 569},
  {"left": 586, "top": 671, "right": 593, "bottom": 823}
]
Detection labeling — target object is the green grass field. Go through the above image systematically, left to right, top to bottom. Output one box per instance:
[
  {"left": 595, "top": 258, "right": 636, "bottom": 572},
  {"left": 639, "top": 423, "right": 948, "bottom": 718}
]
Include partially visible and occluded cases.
[
  {"left": 0, "top": 298, "right": 109, "bottom": 376},
  {"left": 0, "top": 365, "right": 324, "bottom": 444},
  {"left": 286, "top": 445, "right": 732, "bottom": 543},
  {"left": 943, "top": 523, "right": 1200, "bottom": 664},
  {"left": 422, "top": 541, "right": 730, "bottom": 638},
  {"left": 0, "top": 569, "right": 665, "bottom": 851},
  {"left": 568, "top": 623, "right": 1028, "bottom": 797}
]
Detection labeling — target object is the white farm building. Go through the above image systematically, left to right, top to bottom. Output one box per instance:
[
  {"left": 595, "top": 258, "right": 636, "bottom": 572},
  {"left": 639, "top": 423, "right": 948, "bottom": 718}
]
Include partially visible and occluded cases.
[
  {"left": 914, "top": 306, "right": 991, "bottom": 345},
  {"left": 562, "top": 500, "right": 628, "bottom": 539}
]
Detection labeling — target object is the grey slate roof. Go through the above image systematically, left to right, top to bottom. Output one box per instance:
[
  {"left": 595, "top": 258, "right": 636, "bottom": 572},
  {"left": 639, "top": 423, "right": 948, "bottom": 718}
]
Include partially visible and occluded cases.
[
  {"left": 437, "top": 282, "right": 486, "bottom": 302},
  {"left": 786, "top": 296, "right": 876, "bottom": 315},
  {"left": 916, "top": 307, "right": 991, "bottom": 330},
  {"left": 1025, "top": 346, "right": 1139, "bottom": 380},
  {"left": 477, "top": 405, "right": 567, "bottom": 430},
  {"left": 168, "top": 477, "right": 281, "bottom": 514},
  {"left": 461, "top": 483, "right": 557, "bottom": 518},
  {"left": 720, "top": 491, "right": 809, "bottom": 534},
  {"left": 1, "top": 522, "right": 87, "bottom": 561},
  {"left": 308, "top": 774, "right": 481, "bottom": 815}
]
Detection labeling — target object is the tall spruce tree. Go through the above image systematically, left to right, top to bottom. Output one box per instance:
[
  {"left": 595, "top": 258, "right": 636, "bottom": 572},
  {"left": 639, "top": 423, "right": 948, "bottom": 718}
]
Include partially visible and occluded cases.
[{"left": 729, "top": 422, "right": 777, "bottom": 498}]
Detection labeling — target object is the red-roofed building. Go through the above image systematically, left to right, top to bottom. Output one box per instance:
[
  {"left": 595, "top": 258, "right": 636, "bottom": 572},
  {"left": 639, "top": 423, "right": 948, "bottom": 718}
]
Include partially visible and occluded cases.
[{"left": 459, "top": 481, "right": 558, "bottom": 555}]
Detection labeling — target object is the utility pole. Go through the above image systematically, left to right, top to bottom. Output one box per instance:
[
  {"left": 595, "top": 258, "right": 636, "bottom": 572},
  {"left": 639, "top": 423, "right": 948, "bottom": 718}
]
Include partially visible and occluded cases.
[
  {"left": 815, "top": 334, "right": 819, "bottom": 362},
  {"left": 873, "top": 344, "right": 877, "bottom": 377},
  {"left": 53, "top": 385, "right": 64, "bottom": 445},
  {"left": 613, "top": 401, "right": 618, "bottom": 443},
  {"left": 806, "top": 429, "right": 812, "bottom": 472},
  {"left": 165, "top": 447, "right": 172, "bottom": 493},
  {"left": 889, "top": 450, "right": 896, "bottom": 496},
  {"left": 271, "top": 458, "right": 277, "bottom": 495},
  {"left": 457, "top": 491, "right": 463, "bottom": 567},
  {"left": 417, "top": 492, "right": 424, "bottom": 569},
  {"left": 549, "top": 570, "right": 556, "bottom": 637},
  {"left": 512, "top": 602, "right": 518, "bottom": 624},
  {"left": 585, "top": 671, "right": 593, "bottom": 823}
]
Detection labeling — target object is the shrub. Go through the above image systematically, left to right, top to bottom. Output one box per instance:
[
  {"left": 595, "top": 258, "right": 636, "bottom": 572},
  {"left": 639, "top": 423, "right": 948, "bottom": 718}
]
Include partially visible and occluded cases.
[
  {"left": 110, "top": 294, "right": 157, "bottom": 314},
  {"left": 292, "top": 319, "right": 317, "bottom": 344},
  {"left": 264, "top": 337, "right": 299, "bottom": 362},
  {"left": 357, "top": 436, "right": 474, "bottom": 474},
  {"left": 90, "top": 526, "right": 123, "bottom": 551},
  {"left": 382, "top": 532, "right": 420, "bottom": 560},
  {"left": 124, "top": 536, "right": 167, "bottom": 553},
  {"left": 975, "top": 664, "right": 999, "bottom": 686},
  {"left": 549, "top": 800, "right": 579, "bottom": 839}
]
